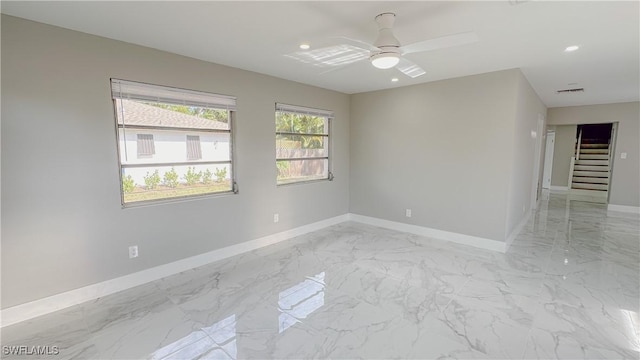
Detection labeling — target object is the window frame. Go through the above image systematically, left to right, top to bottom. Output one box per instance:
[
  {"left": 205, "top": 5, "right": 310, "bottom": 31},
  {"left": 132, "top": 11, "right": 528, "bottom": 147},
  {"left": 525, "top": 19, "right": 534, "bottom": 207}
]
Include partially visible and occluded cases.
[
  {"left": 111, "top": 78, "right": 238, "bottom": 207},
  {"left": 275, "top": 103, "right": 334, "bottom": 186}
]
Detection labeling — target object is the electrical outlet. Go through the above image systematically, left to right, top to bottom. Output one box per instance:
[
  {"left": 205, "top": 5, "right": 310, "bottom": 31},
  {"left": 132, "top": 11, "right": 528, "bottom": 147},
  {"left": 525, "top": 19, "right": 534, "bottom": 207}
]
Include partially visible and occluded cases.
[
  {"left": 621, "top": 152, "right": 627, "bottom": 159},
  {"left": 405, "top": 209, "right": 412, "bottom": 218},
  {"left": 273, "top": 213, "right": 279, "bottom": 223},
  {"left": 129, "top": 245, "right": 138, "bottom": 259}
]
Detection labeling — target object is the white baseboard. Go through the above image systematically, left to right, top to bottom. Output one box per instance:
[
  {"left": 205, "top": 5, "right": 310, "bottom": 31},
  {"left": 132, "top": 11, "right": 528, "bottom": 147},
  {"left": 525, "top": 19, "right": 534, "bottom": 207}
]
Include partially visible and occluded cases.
[
  {"left": 549, "top": 186, "right": 569, "bottom": 191},
  {"left": 607, "top": 204, "right": 640, "bottom": 214},
  {"left": 505, "top": 209, "right": 532, "bottom": 250},
  {"left": 1, "top": 212, "right": 513, "bottom": 327},
  {"left": 0, "top": 214, "right": 350, "bottom": 328},
  {"left": 348, "top": 214, "right": 506, "bottom": 253}
]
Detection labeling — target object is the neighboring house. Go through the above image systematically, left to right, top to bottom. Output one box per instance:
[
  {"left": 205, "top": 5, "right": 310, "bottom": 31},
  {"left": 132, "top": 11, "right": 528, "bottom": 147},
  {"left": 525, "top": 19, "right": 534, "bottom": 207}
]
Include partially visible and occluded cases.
[{"left": 116, "top": 99, "right": 231, "bottom": 186}]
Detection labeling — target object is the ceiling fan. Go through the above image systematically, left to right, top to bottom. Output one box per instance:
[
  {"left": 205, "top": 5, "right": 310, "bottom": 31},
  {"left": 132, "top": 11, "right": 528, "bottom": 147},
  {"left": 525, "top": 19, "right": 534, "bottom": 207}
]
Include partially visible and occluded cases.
[{"left": 340, "top": 12, "right": 479, "bottom": 78}]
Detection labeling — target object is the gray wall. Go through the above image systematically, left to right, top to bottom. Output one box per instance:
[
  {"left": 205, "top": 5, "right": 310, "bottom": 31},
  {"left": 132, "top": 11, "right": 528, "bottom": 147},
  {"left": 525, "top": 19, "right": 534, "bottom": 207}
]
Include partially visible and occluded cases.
[
  {"left": 1, "top": 15, "right": 350, "bottom": 308},
  {"left": 350, "top": 69, "right": 532, "bottom": 242},
  {"left": 505, "top": 71, "right": 547, "bottom": 237},
  {"left": 548, "top": 102, "right": 639, "bottom": 207},
  {"left": 549, "top": 125, "right": 577, "bottom": 187}
]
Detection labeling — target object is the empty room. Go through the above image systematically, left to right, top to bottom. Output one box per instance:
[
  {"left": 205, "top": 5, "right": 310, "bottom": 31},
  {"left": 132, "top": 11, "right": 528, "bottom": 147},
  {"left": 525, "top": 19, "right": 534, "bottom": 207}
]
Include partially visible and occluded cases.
[{"left": 1, "top": 1, "right": 639, "bottom": 359}]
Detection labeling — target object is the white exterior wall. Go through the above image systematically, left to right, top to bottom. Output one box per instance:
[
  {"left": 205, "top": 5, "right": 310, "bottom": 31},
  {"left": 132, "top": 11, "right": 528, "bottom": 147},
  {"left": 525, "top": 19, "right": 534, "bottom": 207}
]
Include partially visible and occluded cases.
[{"left": 118, "top": 129, "right": 231, "bottom": 185}]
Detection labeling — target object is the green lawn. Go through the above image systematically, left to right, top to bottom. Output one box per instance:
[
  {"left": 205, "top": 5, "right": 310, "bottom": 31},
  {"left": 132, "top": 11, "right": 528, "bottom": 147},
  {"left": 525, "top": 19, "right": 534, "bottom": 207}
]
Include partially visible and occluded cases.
[{"left": 124, "top": 182, "right": 232, "bottom": 203}]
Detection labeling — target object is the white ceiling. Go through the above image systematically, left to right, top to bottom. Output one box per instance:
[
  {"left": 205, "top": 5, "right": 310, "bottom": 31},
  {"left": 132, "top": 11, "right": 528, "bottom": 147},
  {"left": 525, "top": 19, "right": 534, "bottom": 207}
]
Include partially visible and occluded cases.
[{"left": 2, "top": 1, "right": 639, "bottom": 107}]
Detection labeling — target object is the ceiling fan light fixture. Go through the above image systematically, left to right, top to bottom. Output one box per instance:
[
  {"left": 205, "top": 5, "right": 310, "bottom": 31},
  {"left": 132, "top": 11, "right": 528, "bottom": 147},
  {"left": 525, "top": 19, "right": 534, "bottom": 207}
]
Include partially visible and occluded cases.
[{"left": 371, "top": 53, "right": 400, "bottom": 69}]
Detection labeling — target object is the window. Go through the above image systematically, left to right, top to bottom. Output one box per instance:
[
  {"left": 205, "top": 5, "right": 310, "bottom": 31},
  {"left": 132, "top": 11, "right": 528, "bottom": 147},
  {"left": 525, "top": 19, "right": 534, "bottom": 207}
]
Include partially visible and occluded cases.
[
  {"left": 112, "top": 79, "right": 237, "bottom": 205},
  {"left": 275, "top": 103, "right": 333, "bottom": 185},
  {"left": 136, "top": 134, "right": 155, "bottom": 158},
  {"left": 186, "top": 135, "right": 202, "bottom": 160}
]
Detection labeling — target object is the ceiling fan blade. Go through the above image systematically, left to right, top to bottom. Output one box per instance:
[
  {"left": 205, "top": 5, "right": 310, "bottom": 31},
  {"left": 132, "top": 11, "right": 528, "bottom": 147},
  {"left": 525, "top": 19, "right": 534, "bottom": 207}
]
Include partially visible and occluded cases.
[
  {"left": 401, "top": 32, "right": 479, "bottom": 54},
  {"left": 332, "top": 36, "right": 378, "bottom": 52},
  {"left": 396, "top": 57, "right": 426, "bottom": 78},
  {"left": 318, "top": 58, "right": 366, "bottom": 76}
]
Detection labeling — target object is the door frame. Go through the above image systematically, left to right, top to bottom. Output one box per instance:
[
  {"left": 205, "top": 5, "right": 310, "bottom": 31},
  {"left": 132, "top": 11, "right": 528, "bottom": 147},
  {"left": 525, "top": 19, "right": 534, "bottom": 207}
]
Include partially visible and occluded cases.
[
  {"left": 531, "top": 114, "right": 545, "bottom": 210},
  {"left": 607, "top": 122, "right": 618, "bottom": 202},
  {"left": 542, "top": 131, "right": 555, "bottom": 189}
]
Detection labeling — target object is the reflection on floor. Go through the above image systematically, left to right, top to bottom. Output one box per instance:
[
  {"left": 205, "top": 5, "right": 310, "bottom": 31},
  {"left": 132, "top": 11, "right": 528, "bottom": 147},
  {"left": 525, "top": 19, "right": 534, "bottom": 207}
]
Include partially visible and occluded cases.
[{"left": 3, "top": 192, "right": 639, "bottom": 359}]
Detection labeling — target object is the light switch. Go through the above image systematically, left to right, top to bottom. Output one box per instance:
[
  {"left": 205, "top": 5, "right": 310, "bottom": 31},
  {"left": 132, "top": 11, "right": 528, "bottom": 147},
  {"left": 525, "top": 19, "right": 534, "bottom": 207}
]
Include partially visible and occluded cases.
[{"left": 621, "top": 152, "right": 627, "bottom": 159}]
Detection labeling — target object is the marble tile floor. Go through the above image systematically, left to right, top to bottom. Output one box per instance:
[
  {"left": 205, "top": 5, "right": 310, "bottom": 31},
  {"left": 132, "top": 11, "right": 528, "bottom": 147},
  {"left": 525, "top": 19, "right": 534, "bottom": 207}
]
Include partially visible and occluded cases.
[{"left": 2, "top": 192, "right": 639, "bottom": 359}]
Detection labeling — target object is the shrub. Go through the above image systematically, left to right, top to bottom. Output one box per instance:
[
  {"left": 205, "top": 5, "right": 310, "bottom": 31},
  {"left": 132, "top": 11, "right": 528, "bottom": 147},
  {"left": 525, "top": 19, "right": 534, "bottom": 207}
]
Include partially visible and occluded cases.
[
  {"left": 276, "top": 161, "right": 289, "bottom": 179},
  {"left": 184, "top": 166, "right": 202, "bottom": 186},
  {"left": 163, "top": 167, "right": 179, "bottom": 188},
  {"left": 214, "top": 167, "right": 227, "bottom": 182},
  {"left": 202, "top": 169, "right": 213, "bottom": 184},
  {"left": 144, "top": 170, "right": 161, "bottom": 190},
  {"left": 122, "top": 175, "right": 135, "bottom": 193}
]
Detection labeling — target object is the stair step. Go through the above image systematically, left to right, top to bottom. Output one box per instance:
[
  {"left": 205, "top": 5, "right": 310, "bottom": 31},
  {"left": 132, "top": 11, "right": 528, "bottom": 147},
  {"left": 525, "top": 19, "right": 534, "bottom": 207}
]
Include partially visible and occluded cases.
[
  {"left": 581, "top": 138, "right": 609, "bottom": 144},
  {"left": 580, "top": 144, "right": 609, "bottom": 149},
  {"left": 580, "top": 149, "right": 609, "bottom": 154},
  {"left": 579, "top": 154, "right": 609, "bottom": 160},
  {"left": 575, "top": 159, "right": 609, "bottom": 166},
  {"left": 574, "top": 165, "right": 610, "bottom": 171},
  {"left": 573, "top": 170, "right": 609, "bottom": 178},
  {"left": 573, "top": 176, "right": 609, "bottom": 184},
  {"left": 571, "top": 183, "right": 609, "bottom": 191},
  {"left": 568, "top": 189, "right": 608, "bottom": 204}
]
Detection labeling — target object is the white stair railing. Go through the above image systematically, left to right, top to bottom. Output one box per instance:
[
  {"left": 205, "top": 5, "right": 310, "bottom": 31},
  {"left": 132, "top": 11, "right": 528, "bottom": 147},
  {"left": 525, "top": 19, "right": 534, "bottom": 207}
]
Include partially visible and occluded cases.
[
  {"left": 575, "top": 127, "right": 582, "bottom": 160},
  {"left": 568, "top": 128, "right": 582, "bottom": 190},
  {"left": 568, "top": 157, "right": 576, "bottom": 189}
]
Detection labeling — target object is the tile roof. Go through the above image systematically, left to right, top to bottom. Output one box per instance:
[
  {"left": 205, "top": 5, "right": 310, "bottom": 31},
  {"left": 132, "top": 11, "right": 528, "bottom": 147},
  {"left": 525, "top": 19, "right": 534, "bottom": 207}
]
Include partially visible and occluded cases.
[{"left": 116, "top": 99, "right": 228, "bottom": 130}]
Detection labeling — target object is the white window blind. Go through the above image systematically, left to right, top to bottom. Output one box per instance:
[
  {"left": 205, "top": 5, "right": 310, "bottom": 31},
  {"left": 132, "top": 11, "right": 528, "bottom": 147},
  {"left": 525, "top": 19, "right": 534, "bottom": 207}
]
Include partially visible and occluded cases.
[
  {"left": 111, "top": 79, "right": 236, "bottom": 111},
  {"left": 275, "top": 103, "right": 334, "bottom": 119}
]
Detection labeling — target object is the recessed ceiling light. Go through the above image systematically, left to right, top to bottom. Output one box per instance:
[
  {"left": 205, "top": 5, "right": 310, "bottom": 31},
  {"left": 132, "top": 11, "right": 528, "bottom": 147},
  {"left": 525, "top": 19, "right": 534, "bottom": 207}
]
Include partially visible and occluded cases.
[
  {"left": 299, "top": 43, "right": 310, "bottom": 50},
  {"left": 564, "top": 45, "right": 580, "bottom": 52},
  {"left": 391, "top": 77, "right": 399, "bottom": 82}
]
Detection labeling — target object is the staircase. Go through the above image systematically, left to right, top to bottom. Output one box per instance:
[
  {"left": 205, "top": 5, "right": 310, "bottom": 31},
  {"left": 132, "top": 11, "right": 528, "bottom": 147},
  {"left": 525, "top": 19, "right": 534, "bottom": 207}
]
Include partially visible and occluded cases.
[{"left": 569, "top": 138, "right": 610, "bottom": 203}]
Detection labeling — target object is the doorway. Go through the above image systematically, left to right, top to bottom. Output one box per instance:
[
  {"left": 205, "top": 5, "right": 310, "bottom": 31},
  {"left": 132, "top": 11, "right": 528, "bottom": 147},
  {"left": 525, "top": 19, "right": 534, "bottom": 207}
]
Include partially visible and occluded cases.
[{"left": 569, "top": 122, "right": 615, "bottom": 203}]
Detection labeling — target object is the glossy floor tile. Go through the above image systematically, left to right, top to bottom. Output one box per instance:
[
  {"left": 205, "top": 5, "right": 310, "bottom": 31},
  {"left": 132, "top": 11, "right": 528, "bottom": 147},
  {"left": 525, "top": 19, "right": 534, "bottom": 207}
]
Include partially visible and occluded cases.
[{"left": 2, "top": 192, "right": 639, "bottom": 359}]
